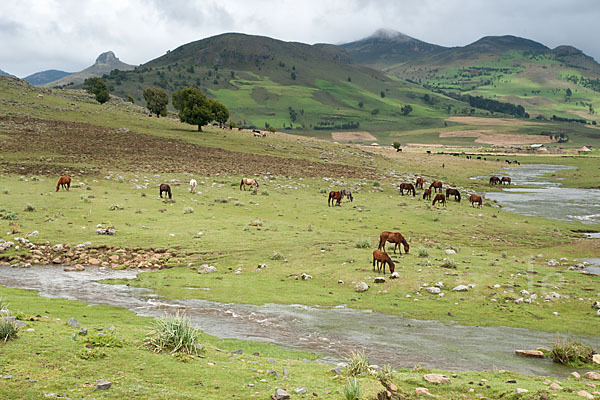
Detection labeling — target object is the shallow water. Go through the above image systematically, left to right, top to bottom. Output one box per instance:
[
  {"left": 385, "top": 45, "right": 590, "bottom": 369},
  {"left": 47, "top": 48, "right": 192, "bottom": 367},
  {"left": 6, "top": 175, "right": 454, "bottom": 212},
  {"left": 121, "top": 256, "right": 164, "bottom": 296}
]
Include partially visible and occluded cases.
[
  {"left": 482, "top": 165, "right": 600, "bottom": 224},
  {"left": 580, "top": 258, "right": 600, "bottom": 275},
  {"left": 1, "top": 265, "right": 598, "bottom": 377}
]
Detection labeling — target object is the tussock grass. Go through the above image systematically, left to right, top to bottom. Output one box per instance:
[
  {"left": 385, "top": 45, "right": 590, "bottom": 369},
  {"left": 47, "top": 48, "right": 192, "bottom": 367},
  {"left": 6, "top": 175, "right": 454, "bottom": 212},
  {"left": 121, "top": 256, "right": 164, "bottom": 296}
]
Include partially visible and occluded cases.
[
  {"left": 24, "top": 204, "right": 35, "bottom": 212},
  {"left": 183, "top": 206, "right": 194, "bottom": 214},
  {"left": 355, "top": 240, "right": 370, "bottom": 249},
  {"left": 417, "top": 246, "right": 429, "bottom": 257},
  {"left": 270, "top": 251, "right": 285, "bottom": 260},
  {"left": 146, "top": 312, "right": 199, "bottom": 355},
  {"left": 0, "top": 319, "right": 18, "bottom": 342},
  {"left": 551, "top": 336, "right": 596, "bottom": 367},
  {"left": 346, "top": 350, "right": 369, "bottom": 377},
  {"left": 343, "top": 377, "right": 361, "bottom": 400}
]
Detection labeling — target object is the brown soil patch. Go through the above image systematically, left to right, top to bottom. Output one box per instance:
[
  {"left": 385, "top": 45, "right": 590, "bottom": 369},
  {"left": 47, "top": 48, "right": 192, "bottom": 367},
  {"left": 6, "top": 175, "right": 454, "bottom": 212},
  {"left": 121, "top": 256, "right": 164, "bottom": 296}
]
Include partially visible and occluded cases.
[
  {"left": 0, "top": 116, "right": 377, "bottom": 179},
  {"left": 445, "top": 116, "right": 543, "bottom": 126},
  {"left": 440, "top": 129, "right": 553, "bottom": 145},
  {"left": 439, "top": 130, "right": 494, "bottom": 138},
  {"left": 331, "top": 131, "right": 377, "bottom": 142}
]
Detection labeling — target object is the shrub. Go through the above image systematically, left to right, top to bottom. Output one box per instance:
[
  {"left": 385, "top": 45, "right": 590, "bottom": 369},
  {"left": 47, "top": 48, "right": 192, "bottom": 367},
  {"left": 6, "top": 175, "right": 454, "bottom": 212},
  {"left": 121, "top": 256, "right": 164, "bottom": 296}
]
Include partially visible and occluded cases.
[
  {"left": 373, "top": 181, "right": 380, "bottom": 187},
  {"left": 2, "top": 189, "right": 8, "bottom": 194},
  {"left": 251, "top": 189, "right": 258, "bottom": 195},
  {"left": 320, "top": 189, "right": 327, "bottom": 194},
  {"left": 260, "top": 191, "right": 269, "bottom": 196},
  {"left": 80, "top": 194, "right": 91, "bottom": 203},
  {"left": 214, "top": 198, "right": 229, "bottom": 204},
  {"left": 234, "top": 201, "right": 244, "bottom": 206},
  {"left": 24, "top": 204, "right": 35, "bottom": 212},
  {"left": 183, "top": 206, "right": 194, "bottom": 214},
  {"left": 1, "top": 211, "right": 18, "bottom": 220},
  {"left": 250, "top": 218, "right": 263, "bottom": 227},
  {"left": 355, "top": 240, "right": 370, "bottom": 249},
  {"left": 417, "top": 247, "right": 429, "bottom": 257},
  {"left": 270, "top": 251, "right": 285, "bottom": 260},
  {"left": 501, "top": 251, "right": 508, "bottom": 259},
  {"left": 440, "top": 258, "right": 457, "bottom": 269},
  {"left": 0, "top": 297, "right": 8, "bottom": 311},
  {"left": 146, "top": 312, "right": 199, "bottom": 355},
  {"left": 0, "top": 319, "right": 18, "bottom": 342},
  {"left": 84, "top": 331, "right": 124, "bottom": 348},
  {"left": 551, "top": 336, "right": 596, "bottom": 366},
  {"left": 79, "top": 347, "right": 107, "bottom": 360},
  {"left": 346, "top": 350, "right": 369, "bottom": 377},
  {"left": 377, "top": 364, "right": 394, "bottom": 380},
  {"left": 343, "top": 377, "right": 361, "bottom": 400}
]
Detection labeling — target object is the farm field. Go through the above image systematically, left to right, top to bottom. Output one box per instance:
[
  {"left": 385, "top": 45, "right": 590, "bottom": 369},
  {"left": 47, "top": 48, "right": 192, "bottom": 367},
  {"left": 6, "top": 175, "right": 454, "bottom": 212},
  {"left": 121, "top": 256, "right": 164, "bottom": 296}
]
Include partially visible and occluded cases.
[{"left": 1, "top": 76, "right": 599, "bottom": 399}]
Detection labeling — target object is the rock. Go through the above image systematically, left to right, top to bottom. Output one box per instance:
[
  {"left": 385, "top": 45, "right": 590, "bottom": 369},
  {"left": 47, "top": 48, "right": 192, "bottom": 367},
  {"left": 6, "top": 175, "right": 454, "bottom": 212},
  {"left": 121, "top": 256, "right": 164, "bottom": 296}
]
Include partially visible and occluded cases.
[
  {"left": 27, "top": 231, "right": 39, "bottom": 237},
  {"left": 52, "top": 244, "right": 64, "bottom": 251},
  {"left": 445, "top": 249, "right": 456, "bottom": 254},
  {"left": 109, "top": 254, "right": 120, "bottom": 262},
  {"left": 51, "top": 257, "right": 62, "bottom": 264},
  {"left": 87, "top": 257, "right": 100, "bottom": 265},
  {"left": 547, "top": 259, "right": 560, "bottom": 266},
  {"left": 64, "top": 264, "right": 84, "bottom": 272},
  {"left": 198, "top": 264, "right": 217, "bottom": 274},
  {"left": 390, "top": 272, "right": 399, "bottom": 279},
  {"left": 301, "top": 273, "right": 312, "bottom": 280},
  {"left": 374, "top": 277, "right": 386, "bottom": 283},
  {"left": 338, "top": 280, "right": 344, "bottom": 284},
  {"left": 355, "top": 281, "right": 369, "bottom": 292},
  {"left": 435, "top": 281, "right": 444, "bottom": 288},
  {"left": 452, "top": 285, "right": 469, "bottom": 292},
  {"left": 426, "top": 287, "right": 441, "bottom": 294},
  {"left": 548, "top": 291, "right": 561, "bottom": 299},
  {"left": 514, "top": 298, "right": 524, "bottom": 304},
  {"left": 593, "top": 301, "right": 600, "bottom": 310},
  {"left": 2, "top": 316, "right": 16, "bottom": 323},
  {"left": 67, "top": 318, "right": 79, "bottom": 327},
  {"left": 15, "top": 320, "right": 26, "bottom": 328},
  {"left": 78, "top": 328, "right": 88, "bottom": 335},
  {"left": 231, "top": 349, "right": 243, "bottom": 354},
  {"left": 515, "top": 350, "right": 545, "bottom": 358},
  {"left": 593, "top": 354, "right": 600, "bottom": 364},
  {"left": 330, "top": 366, "right": 342, "bottom": 375},
  {"left": 267, "top": 369, "right": 280, "bottom": 377},
  {"left": 584, "top": 371, "right": 600, "bottom": 380},
  {"left": 572, "top": 372, "right": 581, "bottom": 379},
  {"left": 424, "top": 373, "right": 450, "bottom": 384},
  {"left": 94, "top": 379, "right": 112, "bottom": 391},
  {"left": 388, "top": 382, "right": 398, "bottom": 392},
  {"left": 549, "top": 382, "right": 563, "bottom": 390},
  {"left": 294, "top": 387, "right": 307, "bottom": 394},
  {"left": 415, "top": 387, "right": 434, "bottom": 396},
  {"left": 274, "top": 388, "right": 290, "bottom": 399},
  {"left": 515, "top": 388, "right": 529, "bottom": 394},
  {"left": 577, "top": 390, "right": 594, "bottom": 399}
]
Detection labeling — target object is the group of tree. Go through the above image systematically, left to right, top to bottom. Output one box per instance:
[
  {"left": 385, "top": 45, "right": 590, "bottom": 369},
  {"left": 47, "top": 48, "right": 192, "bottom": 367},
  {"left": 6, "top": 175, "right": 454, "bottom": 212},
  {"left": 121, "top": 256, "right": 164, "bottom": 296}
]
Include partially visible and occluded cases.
[
  {"left": 84, "top": 77, "right": 110, "bottom": 104},
  {"left": 173, "top": 88, "right": 229, "bottom": 131},
  {"left": 444, "top": 91, "right": 528, "bottom": 118}
]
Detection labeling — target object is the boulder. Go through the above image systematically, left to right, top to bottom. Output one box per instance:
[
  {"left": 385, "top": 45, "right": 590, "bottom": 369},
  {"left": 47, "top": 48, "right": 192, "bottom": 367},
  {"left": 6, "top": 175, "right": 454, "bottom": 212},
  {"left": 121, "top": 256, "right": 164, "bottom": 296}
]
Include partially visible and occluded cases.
[
  {"left": 445, "top": 249, "right": 456, "bottom": 254},
  {"left": 109, "top": 254, "right": 120, "bottom": 262},
  {"left": 51, "top": 257, "right": 62, "bottom": 264},
  {"left": 87, "top": 258, "right": 100, "bottom": 265},
  {"left": 198, "top": 264, "right": 217, "bottom": 274},
  {"left": 390, "top": 272, "right": 400, "bottom": 279},
  {"left": 374, "top": 277, "right": 386, "bottom": 283},
  {"left": 355, "top": 281, "right": 369, "bottom": 292},
  {"left": 452, "top": 285, "right": 469, "bottom": 292},
  {"left": 426, "top": 287, "right": 441, "bottom": 294},
  {"left": 68, "top": 318, "right": 80, "bottom": 327},
  {"left": 515, "top": 350, "right": 545, "bottom": 358},
  {"left": 593, "top": 354, "right": 600, "bottom": 364},
  {"left": 584, "top": 371, "right": 600, "bottom": 380},
  {"left": 424, "top": 373, "right": 450, "bottom": 384},
  {"left": 94, "top": 379, "right": 112, "bottom": 391},
  {"left": 549, "top": 382, "right": 563, "bottom": 390},
  {"left": 415, "top": 387, "right": 434, "bottom": 396},
  {"left": 274, "top": 388, "right": 290, "bottom": 399},
  {"left": 515, "top": 388, "right": 529, "bottom": 394},
  {"left": 577, "top": 390, "right": 594, "bottom": 399}
]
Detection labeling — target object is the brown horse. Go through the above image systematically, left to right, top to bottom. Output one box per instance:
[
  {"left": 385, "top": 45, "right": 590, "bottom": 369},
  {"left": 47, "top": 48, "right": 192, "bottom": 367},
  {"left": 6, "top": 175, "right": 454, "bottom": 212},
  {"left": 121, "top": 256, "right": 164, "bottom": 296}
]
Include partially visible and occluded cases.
[
  {"left": 56, "top": 176, "right": 71, "bottom": 192},
  {"left": 489, "top": 176, "right": 501, "bottom": 185},
  {"left": 501, "top": 176, "right": 511, "bottom": 185},
  {"left": 240, "top": 177, "right": 259, "bottom": 190},
  {"left": 415, "top": 177, "right": 424, "bottom": 189},
  {"left": 429, "top": 181, "right": 443, "bottom": 193},
  {"left": 159, "top": 183, "right": 172, "bottom": 199},
  {"left": 399, "top": 183, "right": 416, "bottom": 196},
  {"left": 422, "top": 188, "right": 432, "bottom": 200},
  {"left": 446, "top": 188, "right": 461, "bottom": 202},
  {"left": 328, "top": 191, "right": 342, "bottom": 207},
  {"left": 432, "top": 193, "right": 446, "bottom": 207},
  {"left": 469, "top": 194, "right": 483, "bottom": 208},
  {"left": 378, "top": 231, "right": 409, "bottom": 254},
  {"left": 372, "top": 249, "right": 395, "bottom": 275}
]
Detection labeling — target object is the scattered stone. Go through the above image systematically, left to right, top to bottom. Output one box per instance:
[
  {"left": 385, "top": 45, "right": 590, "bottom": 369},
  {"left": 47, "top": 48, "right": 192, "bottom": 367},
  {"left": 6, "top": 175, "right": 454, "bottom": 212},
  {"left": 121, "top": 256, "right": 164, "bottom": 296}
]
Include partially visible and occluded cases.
[
  {"left": 95, "top": 227, "right": 116, "bottom": 235},
  {"left": 27, "top": 231, "right": 39, "bottom": 237},
  {"left": 445, "top": 249, "right": 456, "bottom": 255},
  {"left": 51, "top": 257, "right": 62, "bottom": 264},
  {"left": 87, "top": 258, "right": 100, "bottom": 265},
  {"left": 547, "top": 259, "right": 560, "bottom": 266},
  {"left": 64, "top": 264, "right": 85, "bottom": 272},
  {"left": 198, "top": 264, "right": 217, "bottom": 274},
  {"left": 390, "top": 272, "right": 399, "bottom": 279},
  {"left": 301, "top": 273, "right": 312, "bottom": 280},
  {"left": 374, "top": 277, "right": 386, "bottom": 283},
  {"left": 338, "top": 280, "right": 344, "bottom": 284},
  {"left": 355, "top": 281, "right": 369, "bottom": 292},
  {"left": 435, "top": 281, "right": 444, "bottom": 288},
  {"left": 452, "top": 285, "right": 469, "bottom": 292},
  {"left": 426, "top": 287, "right": 441, "bottom": 294},
  {"left": 515, "top": 298, "right": 524, "bottom": 304},
  {"left": 67, "top": 318, "right": 80, "bottom": 327},
  {"left": 15, "top": 320, "right": 26, "bottom": 328},
  {"left": 78, "top": 328, "right": 88, "bottom": 336},
  {"left": 231, "top": 349, "right": 243, "bottom": 355},
  {"left": 515, "top": 350, "right": 545, "bottom": 358},
  {"left": 593, "top": 354, "right": 600, "bottom": 364},
  {"left": 330, "top": 366, "right": 342, "bottom": 375},
  {"left": 267, "top": 369, "right": 280, "bottom": 378},
  {"left": 584, "top": 371, "right": 600, "bottom": 380},
  {"left": 572, "top": 372, "right": 581, "bottom": 379},
  {"left": 424, "top": 373, "right": 451, "bottom": 384},
  {"left": 94, "top": 379, "right": 112, "bottom": 391},
  {"left": 549, "top": 383, "right": 563, "bottom": 390},
  {"left": 294, "top": 387, "right": 307, "bottom": 394},
  {"left": 415, "top": 387, "right": 434, "bottom": 396},
  {"left": 274, "top": 388, "right": 290, "bottom": 399},
  {"left": 515, "top": 388, "right": 529, "bottom": 394},
  {"left": 577, "top": 390, "right": 594, "bottom": 399}
]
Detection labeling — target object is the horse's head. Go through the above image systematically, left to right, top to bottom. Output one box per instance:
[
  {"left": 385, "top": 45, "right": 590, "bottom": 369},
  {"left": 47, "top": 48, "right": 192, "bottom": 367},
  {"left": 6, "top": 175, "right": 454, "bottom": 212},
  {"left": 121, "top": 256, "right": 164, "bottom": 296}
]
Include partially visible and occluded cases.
[
  {"left": 402, "top": 239, "right": 410, "bottom": 254},
  {"left": 387, "top": 256, "right": 395, "bottom": 273}
]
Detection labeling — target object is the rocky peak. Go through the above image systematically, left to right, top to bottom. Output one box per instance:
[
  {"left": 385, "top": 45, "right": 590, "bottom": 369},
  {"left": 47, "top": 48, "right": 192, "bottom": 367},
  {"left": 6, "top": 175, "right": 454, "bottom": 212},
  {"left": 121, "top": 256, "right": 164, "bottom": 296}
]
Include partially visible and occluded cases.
[{"left": 95, "top": 51, "right": 119, "bottom": 65}]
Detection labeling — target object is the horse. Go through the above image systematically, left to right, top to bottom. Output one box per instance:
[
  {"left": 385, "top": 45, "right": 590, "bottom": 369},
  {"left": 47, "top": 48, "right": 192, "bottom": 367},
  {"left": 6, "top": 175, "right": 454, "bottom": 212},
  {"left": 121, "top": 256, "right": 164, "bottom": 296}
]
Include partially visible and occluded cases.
[
  {"left": 56, "top": 176, "right": 71, "bottom": 192},
  {"left": 489, "top": 176, "right": 501, "bottom": 185},
  {"left": 501, "top": 176, "right": 512, "bottom": 185},
  {"left": 240, "top": 177, "right": 259, "bottom": 190},
  {"left": 415, "top": 177, "right": 424, "bottom": 189},
  {"left": 189, "top": 179, "right": 197, "bottom": 194},
  {"left": 429, "top": 181, "right": 443, "bottom": 193},
  {"left": 159, "top": 183, "right": 172, "bottom": 199},
  {"left": 399, "top": 183, "right": 415, "bottom": 196},
  {"left": 422, "top": 188, "right": 432, "bottom": 200},
  {"left": 446, "top": 188, "right": 461, "bottom": 202},
  {"left": 340, "top": 189, "right": 353, "bottom": 202},
  {"left": 328, "top": 191, "right": 342, "bottom": 207},
  {"left": 432, "top": 193, "right": 446, "bottom": 207},
  {"left": 469, "top": 194, "right": 483, "bottom": 208},
  {"left": 378, "top": 231, "right": 409, "bottom": 254},
  {"left": 372, "top": 249, "right": 395, "bottom": 275}
]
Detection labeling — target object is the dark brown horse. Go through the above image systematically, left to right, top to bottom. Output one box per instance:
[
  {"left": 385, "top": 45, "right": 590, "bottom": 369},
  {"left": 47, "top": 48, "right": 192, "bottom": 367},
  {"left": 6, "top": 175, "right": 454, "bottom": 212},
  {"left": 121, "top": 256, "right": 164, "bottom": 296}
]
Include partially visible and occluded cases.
[
  {"left": 56, "top": 176, "right": 71, "bottom": 192},
  {"left": 489, "top": 176, "right": 501, "bottom": 185},
  {"left": 501, "top": 176, "right": 511, "bottom": 185},
  {"left": 415, "top": 177, "right": 424, "bottom": 189},
  {"left": 429, "top": 181, "right": 443, "bottom": 193},
  {"left": 159, "top": 183, "right": 172, "bottom": 199},
  {"left": 399, "top": 183, "right": 415, "bottom": 196},
  {"left": 422, "top": 188, "right": 432, "bottom": 200},
  {"left": 446, "top": 188, "right": 461, "bottom": 202},
  {"left": 340, "top": 189, "right": 353, "bottom": 202},
  {"left": 328, "top": 191, "right": 342, "bottom": 207},
  {"left": 432, "top": 193, "right": 446, "bottom": 207},
  {"left": 469, "top": 194, "right": 483, "bottom": 208},
  {"left": 378, "top": 231, "right": 409, "bottom": 254},
  {"left": 372, "top": 249, "right": 395, "bottom": 275}
]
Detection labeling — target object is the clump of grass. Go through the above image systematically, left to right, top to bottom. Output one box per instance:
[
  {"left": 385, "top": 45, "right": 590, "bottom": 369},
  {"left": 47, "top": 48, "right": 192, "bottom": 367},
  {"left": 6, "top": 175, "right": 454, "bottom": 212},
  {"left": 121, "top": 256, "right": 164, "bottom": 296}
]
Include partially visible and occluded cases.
[
  {"left": 372, "top": 181, "right": 380, "bottom": 187},
  {"left": 2, "top": 189, "right": 8, "bottom": 194},
  {"left": 250, "top": 189, "right": 258, "bottom": 195},
  {"left": 320, "top": 189, "right": 327, "bottom": 194},
  {"left": 260, "top": 190, "right": 269, "bottom": 196},
  {"left": 80, "top": 194, "right": 91, "bottom": 203},
  {"left": 214, "top": 198, "right": 229, "bottom": 204},
  {"left": 234, "top": 201, "right": 244, "bottom": 206},
  {"left": 24, "top": 204, "right": 35, "bottom": 212},
  {"left": 109, "top": 204, "right": 124, "bottom": 211},
  {"left": 183, "top": 206, "right": 194, "bottom": 214},
  {"left": 1, "top": 211, "right": 18, "bottom": 220},
  {"left": 433, "top": 216, "right": 440, "bottom": 222},
  {"left": 250, "top": 218, "right": 263, "bottom": 227},
  {"left": 9, "top": 221, "right": 21, "bottom": 234},
  {"left": 307, "top": 224, "right": 313, "bottom": 232},
  {"left": 242, "top": 226, "right": 250, "bottom": 231},
  {"left": 355, "top": 240, "right": 370, "bottom": 249},
  {"left": 417, "top": 247, "right": 429, "bottom": 257},
  {"left": 270, "top": 251, "right": 285, "bottom": 260},
  {"left": 501, "top": 251, "right": 508, "bottom": 259},
  {"left": 440, "top": 258, "right": 457, "bottom": 269},
  {"left": 0, "top": 298, "right": 9, "bottom": 311},
  {"left": 146, "top": 312, "right": 199, "bottom": 355},
  {"left": 0, "top": 319, "right": 18, "bottom": 342},
  {"left": 84, "top": 331, "right": 124, "bottom": 348},
  {"left": 551, "top": 336, "right": 596, "bottom": 367},
  {"left": 79, "top": 347, "right": 107, "bottom": 360},
  {"left": 346, "top": 350, "right": 369, "bottom": 377},
  {"left": 376, "top": 364, "right": 394, "bottom": 380},
  {"left": 343, "top": 377, "right": 361, "bottom": 400}
]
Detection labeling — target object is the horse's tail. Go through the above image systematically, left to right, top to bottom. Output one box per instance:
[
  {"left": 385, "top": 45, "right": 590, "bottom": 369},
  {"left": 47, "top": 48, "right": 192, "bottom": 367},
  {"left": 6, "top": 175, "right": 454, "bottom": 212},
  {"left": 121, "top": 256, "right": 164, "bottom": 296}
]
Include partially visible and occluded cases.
[
  {"left": 56, "top": 178, "right": 60, "bottom": 192},
  {"left": 255, "top": 180, "right": 259, "bottom": 188},
  {"left": 411, "top": 186, "right": 415, "bottom": 196},
  {"left": 168, "top": 187, "right": 172, "bottom": 199},
  {"left": 457, "top": 192, "right": 461, "bottom": 202},
  {"left": 377, "top": 234, "right": 385, "bottom": 250}
]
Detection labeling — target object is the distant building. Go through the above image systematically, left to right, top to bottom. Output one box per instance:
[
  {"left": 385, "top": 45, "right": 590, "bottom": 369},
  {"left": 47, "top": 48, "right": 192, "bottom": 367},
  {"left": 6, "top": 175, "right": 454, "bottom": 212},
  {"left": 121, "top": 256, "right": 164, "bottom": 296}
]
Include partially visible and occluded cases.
[{"left": 578, "top": 146, "right": 592, "bottom": 154}]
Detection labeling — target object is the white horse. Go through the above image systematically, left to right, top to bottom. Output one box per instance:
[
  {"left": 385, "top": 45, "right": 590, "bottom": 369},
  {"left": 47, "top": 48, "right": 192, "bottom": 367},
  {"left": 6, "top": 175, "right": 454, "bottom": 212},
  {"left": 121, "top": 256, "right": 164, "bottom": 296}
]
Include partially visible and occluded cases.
[{"left": 189, "top": 179, "right": 197, "bottom": 194}]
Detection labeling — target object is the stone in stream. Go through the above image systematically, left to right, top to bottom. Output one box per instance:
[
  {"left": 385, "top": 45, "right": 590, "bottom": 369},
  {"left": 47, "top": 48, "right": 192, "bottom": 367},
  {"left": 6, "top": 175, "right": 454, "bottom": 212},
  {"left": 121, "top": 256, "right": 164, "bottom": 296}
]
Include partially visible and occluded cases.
[
  {"left": 355, "top": 281, "right": 369, "bottom": 292},
  {"left": 67, "top": 318, "right": 79, "bottom": 327},
  {"left": 515, "top": 350, "right": 545, "bottom": 358},
  {"left": 424, "top": 373, "right": 450, "bottom": 384},
  {"left": 94, "top": 379, "right": 112, "bottom": 391},
  {"left": 274, "top": 388, "right": 290, "bottom": 399}
]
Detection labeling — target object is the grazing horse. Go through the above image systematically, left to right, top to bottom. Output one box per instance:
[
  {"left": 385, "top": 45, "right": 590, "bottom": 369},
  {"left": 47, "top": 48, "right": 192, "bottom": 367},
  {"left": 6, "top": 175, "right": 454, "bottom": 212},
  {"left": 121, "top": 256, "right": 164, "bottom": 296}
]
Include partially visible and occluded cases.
[
  {"left": 56, "top": 176, "right": 71, "bottom": 192},
  {"left": 489, "top": 176, "right": 501, "bottom": 185},
  {"left": 501, "top": 176, "right": 512, "bottom": 185},
  {"left": 415, "top": 177, "right": 424, "bottom": 189},
  {"left": 240, "top": 178, "right": 259, "bottom": 190},
  {"left": 189, "top": 179, "right": 197, "bottom": 194},
  {"left": 429, "top": 181, "right": 443, "bottom": 193},
  {"left": 159, "top": 183, "right": 172, "bottom": 199},
  {"left": 399, "top": 183, "right": 416, "bottom": 196},
  {"left": 423, "top": 188, "right": 432, "bottom": 200},
  {"left": 446, "top": 188, "right": 461, "bottom": 202},
  {"left": 340, "top": 189, "right": 353, "bottom": 202},
  {"left": 328, "top": 191, "right": 342, "bottom": 207},
  {"left": 432, "top": 193, "right": 446, "bottom": 207},
  {"left": 469, "top": 194, "right": 483, "bottom": 208},
  {"left": 378, "top": 231, "right": 409, "bottom": 254},
  {"left": 372, "top": 249, "right": 395, "bottom": 275}
]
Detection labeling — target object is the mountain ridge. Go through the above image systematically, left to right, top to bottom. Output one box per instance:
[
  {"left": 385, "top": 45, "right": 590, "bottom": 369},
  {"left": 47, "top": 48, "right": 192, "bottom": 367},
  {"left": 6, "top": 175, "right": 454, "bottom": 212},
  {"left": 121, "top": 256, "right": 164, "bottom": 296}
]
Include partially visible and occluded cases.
[{"left": 44, "top": 51, "right": 134, "bottom": 87}]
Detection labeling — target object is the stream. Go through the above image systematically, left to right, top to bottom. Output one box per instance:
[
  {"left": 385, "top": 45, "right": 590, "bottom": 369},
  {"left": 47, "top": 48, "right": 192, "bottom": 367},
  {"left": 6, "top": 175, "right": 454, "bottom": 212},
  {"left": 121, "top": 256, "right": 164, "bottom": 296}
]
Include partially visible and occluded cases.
[{"left": 1, "top": 265, "right": 598, "bottom": 378}]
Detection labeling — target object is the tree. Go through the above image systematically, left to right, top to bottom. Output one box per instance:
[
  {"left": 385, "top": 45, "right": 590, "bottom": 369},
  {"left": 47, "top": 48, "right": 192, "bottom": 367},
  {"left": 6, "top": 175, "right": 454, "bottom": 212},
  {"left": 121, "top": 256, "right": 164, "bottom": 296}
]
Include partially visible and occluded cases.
[
  {"left": 290, "top": 72, "right": 296, "bottom": 80},
  {"left": 84, "top": 77, "right": 110, "bottom": 104},
  {"left": 143, "top": 87, "right": 169, "bottom": 117},
  {"left": 172, "top": 87, "right": 229, "bottom": 131},
  {"left": 566, "top": 88, "right": 572, "bottom": 97},
  {"left": 380, "top": 91, "right": 385, "bottom": 98},
  {"left": 210, "top": 99, "right": 229, "bottom": 124},
  {"left": 358, "top": 101, "right": 364, "bottom": 108},
  {"left": 401, "top": 105, "right": 413, "bottom": 116},
  {"left": 392, "top": 141, "right": 401, "bottom": 149}
]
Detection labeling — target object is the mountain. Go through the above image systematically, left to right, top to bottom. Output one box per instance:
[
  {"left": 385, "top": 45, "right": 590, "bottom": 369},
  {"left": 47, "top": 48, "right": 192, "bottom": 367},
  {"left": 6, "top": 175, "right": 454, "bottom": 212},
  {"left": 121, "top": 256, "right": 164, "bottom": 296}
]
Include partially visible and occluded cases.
[
  {"left": 341, "top": 29, "right": 445, "bottom": 67},
  {"left": 44, "top": 51, "right": 134, "bottom": 87},
  {"left": 0, "top": 69, "right": 15, "bottom": 77},
  {"left": 24, "top": 69, "right": 72, "bottom": 86}
]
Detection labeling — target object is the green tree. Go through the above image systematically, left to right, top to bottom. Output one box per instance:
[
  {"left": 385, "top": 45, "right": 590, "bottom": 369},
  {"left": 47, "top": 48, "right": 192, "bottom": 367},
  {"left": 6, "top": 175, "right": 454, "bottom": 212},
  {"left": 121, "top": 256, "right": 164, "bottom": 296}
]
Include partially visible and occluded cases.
[
  {"left": 290, "top": 72, "right": 296, "bottom": 80},
  {"left": 84, "top": 77, "right": 110, "bottom": 104},
  {"left": 143, "top": 87, "right": 169, "bottom": 117},
  {"left": 172, "top": 87, "right": 228, "bottom": 131},
  {"left": 566, "top": 88, "right": 572, "bottom": 97},
  {"left": 380, "top": 91, "right": 385, "bottom": 98},
  {"left": 210, "top": 99, "right": 229, "bottom": 124},
  {"left": 401, "top": 105, "right": 413, "bottom": 116},
  {"left": 392, "top": 141, "right": 401, "bottom": 149}
]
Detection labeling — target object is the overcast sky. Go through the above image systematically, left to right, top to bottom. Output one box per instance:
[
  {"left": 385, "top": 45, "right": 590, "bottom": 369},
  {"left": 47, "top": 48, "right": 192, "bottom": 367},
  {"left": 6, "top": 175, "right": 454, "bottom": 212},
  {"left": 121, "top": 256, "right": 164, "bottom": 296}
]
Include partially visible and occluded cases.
[{"left": 1, "top": 0, "right": 599, "bottom": 77}]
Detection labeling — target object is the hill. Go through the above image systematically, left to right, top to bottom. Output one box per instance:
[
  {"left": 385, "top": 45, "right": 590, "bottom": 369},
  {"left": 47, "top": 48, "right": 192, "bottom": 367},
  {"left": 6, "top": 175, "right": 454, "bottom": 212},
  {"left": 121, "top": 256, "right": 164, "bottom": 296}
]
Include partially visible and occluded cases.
[
  {"left": 44, "top": 51, "right": 134, "bottom": 87},
  {"left": 0, "top": 69, "right": 15, "bottom": 77},
  {"left": 24, "top": 69, "right": 72, "bottom": 85}
]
